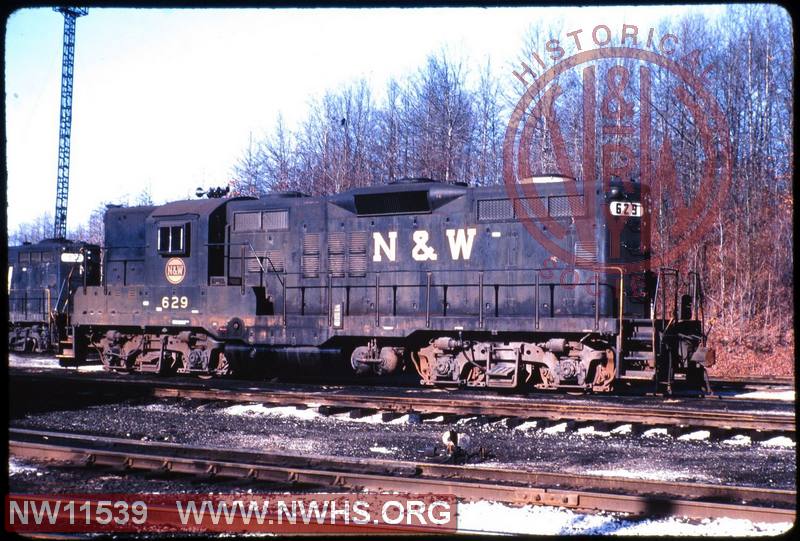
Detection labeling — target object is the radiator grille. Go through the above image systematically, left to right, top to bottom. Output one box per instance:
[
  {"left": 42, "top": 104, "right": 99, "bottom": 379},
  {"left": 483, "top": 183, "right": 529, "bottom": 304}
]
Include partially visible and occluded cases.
[
  {"left": 549, "top": 195, "right": 585, "bottom": 217},
  {"left": 477, "top": 197, "right": 547, "bottom": 221},
  {"left": 515, "top": 197, "right": 548, "bottom": 218},
  {"left": 478, "top": 199, "right": 514, "bottom": 221},
  {"left": 263, "top": 210, "right": 289, "bottom": 231},
  {"left": 234, "top": 212, "right": 261, "bottom": 231},
  {"left": 348, "top": 231, "right": 368, "bottom": 277},
  {"left": 328, "top": 232, "right": 346, "bottom": 277},
  {"left": 302, "top": 233, "right": 320, "bottom": 278},
  {"left": 574, "top": 240, "right": 597, "bottom": 264},
  {"left": 265, "top": 250, "right": 284, "bottom": 273}
]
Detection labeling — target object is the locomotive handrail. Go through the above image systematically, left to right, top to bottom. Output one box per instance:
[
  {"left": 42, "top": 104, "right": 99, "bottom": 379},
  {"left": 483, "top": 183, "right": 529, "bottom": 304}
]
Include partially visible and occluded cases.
[
  {"left": 217, "top": 245, "right": 632, "bottom": 276},
  {"left": 55, "top": 250, "right": 82, "bottom": 313},
  {"left": 241, "top": 266, "right": 623, "bottom": 280},
  {"left": 599, "top": 266, "right": 624, "bottom": 360},
  {"left": 687, "top": 270, "right": 706, "bottom": 345},
  {"left": 594, "top": 271, "right": 600, "bottom": 331}
]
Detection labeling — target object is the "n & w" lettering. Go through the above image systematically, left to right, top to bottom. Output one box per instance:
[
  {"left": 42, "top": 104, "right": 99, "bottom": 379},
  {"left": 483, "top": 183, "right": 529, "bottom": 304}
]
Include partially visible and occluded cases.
[
  {"left": 371, "top": 228, "right": 477, "bottom": 262},
  {"left": 445, "top": 228, "right": 477, "bottom": 260},
  {"left": 372, "top": 232, "right": 397, "bottom": 262}
]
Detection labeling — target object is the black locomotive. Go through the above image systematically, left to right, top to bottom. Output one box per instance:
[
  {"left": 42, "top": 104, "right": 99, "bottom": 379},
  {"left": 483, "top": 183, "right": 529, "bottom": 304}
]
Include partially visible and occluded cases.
[
  {"left": 63, "top": 177, "right": 713, "bottom": 393},
  {"left": 8, "top": 239, "right": 100, "bottom": 353}
]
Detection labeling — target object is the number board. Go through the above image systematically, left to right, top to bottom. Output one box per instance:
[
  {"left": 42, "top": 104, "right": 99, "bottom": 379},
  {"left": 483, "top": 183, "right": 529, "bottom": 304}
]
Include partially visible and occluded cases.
[{"left": 609, "top": 201, "right": 643, "bottom": 217}]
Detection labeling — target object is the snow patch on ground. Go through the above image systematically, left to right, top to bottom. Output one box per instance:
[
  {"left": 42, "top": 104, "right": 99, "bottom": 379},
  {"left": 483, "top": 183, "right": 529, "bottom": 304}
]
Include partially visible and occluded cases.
[
  {"left": 9, "top": 354, "right": 105, "bottom": 371},
  {"left": 9, "top": 356, "right": 61, "bottom": 369},
  {"left": 77, "top": 364, "right": 107, "bottom": 372},
  {"left": 733, "top": 390, "right": 795, "bottom": 401},
  {"left": 140, "top": 403, "right": 184, "bottom": 414},
  {"left": 222, "top": 404, "right": 320, "bottom": 421},
  {"left": 739, "top": 409, "right": 794, "bottom": 416},
  {"left": 387, "top": 414, "right": 410, "bottom": 425},
  {"left": 424, "top": 415, "right": 445, "bottom": 423},
  {"left": 456, "top": 416, "right": 477, "bottom": 426},
  {"left": 514, "top": 420, "right": 538, "bottom": 431},
  {"left": 543, "top": 422, "right": 568, "bottom": 434},
  {"left": 611, "top": 424, "right": 632, "bottom": 435},
  {"left": 577, "top": 425, "right": 611, "bottom": 437},
  {"left": 643, "top": 427, "right": 670, "bottom": 438},
  {"left": 677, "top": 430, "right": 710, "bottom": 441},
  {"left": 228, "top": 433, "right": 316, "bottom": 454},
  {"left": 722, "top": 434, "right": 752, "bottom": 446},
  {"left": 760, "top": 436, "right": 795, "bottom": 448},
  {"left": 368, "top": 446, "right": 395, "bottom": 454},
  {"left": 9, "top": 459, "right": 40, "bottom": 476},
  {"left": 585, "top": 468, "right": 714, "bottom": 483},
  {"left": 457, "top": 501, "right": 793, "bottom": 536},
  {"left": 457, "top": 501, "right": 609, "bottom": 535}
]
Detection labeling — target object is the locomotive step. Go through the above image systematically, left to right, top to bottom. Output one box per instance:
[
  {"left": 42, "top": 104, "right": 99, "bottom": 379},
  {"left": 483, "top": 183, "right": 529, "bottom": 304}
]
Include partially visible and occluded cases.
[
  {"left": 630, "top": 324, "right": 654, "bottom": 331},
  {"left": 625, "top": 339, "right": 654, "bottom": 348},
  {"left": 623, "top": 352, "right": 656, "bottom": 362},
  {"left": 620, "top": 369, "right": 656, "bottom": 380}
]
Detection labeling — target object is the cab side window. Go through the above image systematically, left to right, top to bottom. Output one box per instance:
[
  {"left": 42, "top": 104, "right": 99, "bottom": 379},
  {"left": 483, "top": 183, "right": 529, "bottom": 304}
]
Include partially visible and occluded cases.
[{"left": 157, "top": 223, "right": 190, "bottom": 256}]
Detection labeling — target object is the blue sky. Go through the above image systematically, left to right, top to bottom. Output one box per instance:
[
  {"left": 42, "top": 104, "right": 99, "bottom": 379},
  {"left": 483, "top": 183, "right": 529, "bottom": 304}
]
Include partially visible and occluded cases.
[{"left": 5, "top": 5, "right": 726, "bottom": 233}]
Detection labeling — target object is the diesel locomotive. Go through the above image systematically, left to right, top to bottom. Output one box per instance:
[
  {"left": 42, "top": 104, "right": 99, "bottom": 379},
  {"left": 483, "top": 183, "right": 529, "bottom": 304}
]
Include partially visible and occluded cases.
[
  {"left": 62, "top": 177, "right": 713, "bottom": 393},
  {"left": 8, "top": 238, "right": 100, "bottom": 352}
]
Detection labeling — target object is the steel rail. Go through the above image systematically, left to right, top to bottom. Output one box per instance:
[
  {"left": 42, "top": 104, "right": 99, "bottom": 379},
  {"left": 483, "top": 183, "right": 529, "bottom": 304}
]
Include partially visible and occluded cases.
[
  {"left": 710, "top": 376, "right": 794, "bottom": 385},
  {"left": 9, "top": 429, "right": 796, "bottom": 523}
]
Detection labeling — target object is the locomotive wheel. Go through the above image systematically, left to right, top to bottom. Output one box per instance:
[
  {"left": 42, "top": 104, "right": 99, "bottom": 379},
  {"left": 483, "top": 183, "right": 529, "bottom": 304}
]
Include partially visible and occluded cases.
[
  {"left": 350, "top": 346, "right": 373, "bottom": 376},
  {"left": 376, "top": 347, "right": 401, "bottom": 376}
]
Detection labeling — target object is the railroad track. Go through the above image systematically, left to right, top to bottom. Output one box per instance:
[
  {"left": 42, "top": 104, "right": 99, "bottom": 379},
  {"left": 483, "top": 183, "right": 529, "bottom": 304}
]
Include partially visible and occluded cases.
[
  {"left": 9, "top": 368, "right": 795, "bottom": 434},
  {"left": 153, "top": 386, "right": 795, "bottom": 433},
  {"left": 9, "top": 428, "right": 795, "bottom": 524}
]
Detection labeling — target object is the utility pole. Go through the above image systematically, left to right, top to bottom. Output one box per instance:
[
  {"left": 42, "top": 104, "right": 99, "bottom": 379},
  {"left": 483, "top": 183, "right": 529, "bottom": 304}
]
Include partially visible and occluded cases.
[{"left": 53, "top": 7, "right": 88, "bottom": 240}]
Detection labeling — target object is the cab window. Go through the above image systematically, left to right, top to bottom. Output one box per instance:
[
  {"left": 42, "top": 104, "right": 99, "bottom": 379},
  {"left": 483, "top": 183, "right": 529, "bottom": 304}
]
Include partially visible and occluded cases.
[{"left": 157, "top": 223, "right": 190, "bottom": 255}]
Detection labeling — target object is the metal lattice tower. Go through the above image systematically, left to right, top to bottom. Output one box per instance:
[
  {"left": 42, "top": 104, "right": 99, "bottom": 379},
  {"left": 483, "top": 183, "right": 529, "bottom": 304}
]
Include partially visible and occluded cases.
[{"left": 53, "top": 7, "right": 88, "bottom": 239}]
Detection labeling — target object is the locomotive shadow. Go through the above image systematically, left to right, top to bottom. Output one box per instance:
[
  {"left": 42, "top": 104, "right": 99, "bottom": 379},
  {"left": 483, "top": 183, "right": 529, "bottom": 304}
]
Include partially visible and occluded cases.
[{"left": 8, "top": 371, "right": 154, "bottom": 419}]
